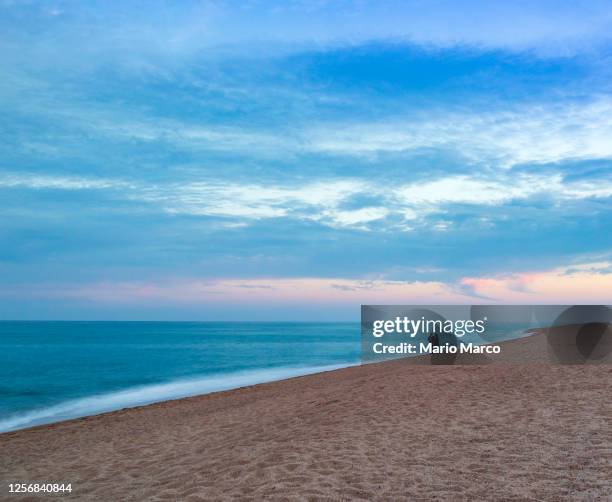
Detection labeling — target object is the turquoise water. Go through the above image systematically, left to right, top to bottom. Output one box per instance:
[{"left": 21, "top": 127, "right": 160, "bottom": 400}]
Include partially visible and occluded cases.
[{"left": 0, "top": 322, "right": 360, "bottom": 432}]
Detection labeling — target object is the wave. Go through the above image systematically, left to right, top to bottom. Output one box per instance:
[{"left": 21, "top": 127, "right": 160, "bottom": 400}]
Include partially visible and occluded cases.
[{"left": 0, "top": 362, "right": 357, "bottom": 433}]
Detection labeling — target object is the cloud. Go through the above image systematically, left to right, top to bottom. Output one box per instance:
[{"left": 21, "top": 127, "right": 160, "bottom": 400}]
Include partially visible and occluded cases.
[
  {"left": 22, "top": 93, "right": 612, "bottom": 171},
  {"left": 305, "top": 97, "right": 612, "bottom": 168},
  {"left": 2, "top": 170, "right": 610, "bottom": 231},
  {"left": 146, "top": 172, "right": 607, "bottom": 223},
  {"left": 0, "top": 173, "right": 124, "bottom": 191},
  {"left": 0, "top": 173, "right": 381, "bottom": 227},
  {"left": 395, "top": 173, "right": 612, "bottom": 207},
  {"left": 395, "top": 175, "right": 538, "bottom": 206},
  {"left": 145, "top": 179, "right": 371, "bottom": 223},
  {"left": 320, "top": 207, "right": 389, "bottom": 228},
  {"left": 6, "top": 258, "right": 611, "bottom": 310},
  {"left": 461, "top": 260, "right": 612, "bottom": 302},
  {"left": 0, "top": 277, "right": 466, "bottom": 305}
]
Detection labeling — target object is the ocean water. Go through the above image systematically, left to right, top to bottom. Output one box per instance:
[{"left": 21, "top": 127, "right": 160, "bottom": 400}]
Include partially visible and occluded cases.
[{"left": 0, "top": 322, "right": 360, "bottom": 432}]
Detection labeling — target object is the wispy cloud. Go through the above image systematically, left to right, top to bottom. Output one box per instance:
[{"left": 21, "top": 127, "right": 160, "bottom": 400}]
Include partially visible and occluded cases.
[
  {"left": 13, "top": 90, "right": 612, "bottom": 171},
  {"left": 305, "top": 97, "right": 612, "bottom": 167},
  {"left": 2, "top": 171, "right": 610, "bottom": 230},
  {"left": 0, "top": 173, "right": 125, "bottom": 191},
  {"left": 6, "top": 259, "right": 611, "bottom": 308},
  {"left": 461, "top": 260, "right": 612, "bottom": 303},
  {"left": 0, "top": 277, "right": 466, "bottom": 305}
]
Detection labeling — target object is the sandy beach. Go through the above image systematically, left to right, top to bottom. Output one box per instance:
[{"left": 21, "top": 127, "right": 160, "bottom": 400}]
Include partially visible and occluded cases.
[{"left": 1, "top": 332, "right": 611, "bottom": 501}]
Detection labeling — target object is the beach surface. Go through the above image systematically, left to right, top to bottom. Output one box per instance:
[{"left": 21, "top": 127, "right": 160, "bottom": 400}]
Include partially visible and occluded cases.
[{"left": 1, "top": 333, "right": 611, "bottom": 501}]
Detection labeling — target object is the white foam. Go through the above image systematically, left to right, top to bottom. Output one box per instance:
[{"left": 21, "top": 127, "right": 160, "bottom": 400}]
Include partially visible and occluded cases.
[{"left": 0, "top": 363, "right": 356, "bottom": 433}]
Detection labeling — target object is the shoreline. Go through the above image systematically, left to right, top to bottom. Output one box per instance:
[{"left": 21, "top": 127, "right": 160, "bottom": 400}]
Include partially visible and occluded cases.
[
  {"left": 0, "top": 327, "right": 601, "bottom": 435},
  {"left": 0, "top": 329, "right": 536, "bottom": 435},
  {"left": 1, "top": 331, "right": 610, "bottom": 500},
  {"left": 0, "top": 362, "right": 360, "bottom": 435}
]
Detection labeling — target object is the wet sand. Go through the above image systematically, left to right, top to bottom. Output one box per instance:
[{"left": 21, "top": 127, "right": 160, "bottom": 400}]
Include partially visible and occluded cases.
[{"left": 1, "top": 333, "right": 611, "bottom": 501}]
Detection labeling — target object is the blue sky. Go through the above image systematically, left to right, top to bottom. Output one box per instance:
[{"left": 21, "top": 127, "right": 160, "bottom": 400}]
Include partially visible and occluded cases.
[{"left": 1, "top": 0, "right": 612, "bottom": 320}]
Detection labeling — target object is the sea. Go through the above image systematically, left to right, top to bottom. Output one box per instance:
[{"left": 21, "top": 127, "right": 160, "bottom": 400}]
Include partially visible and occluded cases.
[
  {"left": 0, "top": 320, "right": 533, "bottom": 433},
  {"left": 0, "top": 322, "right": 360, "bottom": 433}
]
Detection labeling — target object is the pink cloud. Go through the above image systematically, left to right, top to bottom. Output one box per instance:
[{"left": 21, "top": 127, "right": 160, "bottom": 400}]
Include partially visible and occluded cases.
[
  {"left": 4, "top": 260, "right": 611, "bottom": 308},
  {"left": 461, "top": 261, "right": 612, "bottom": 303}
]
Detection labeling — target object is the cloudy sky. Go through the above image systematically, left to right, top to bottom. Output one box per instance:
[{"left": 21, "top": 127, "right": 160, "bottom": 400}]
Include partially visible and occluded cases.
[{"left": 1, "top": 0, "right": 612, "bottom": 320}]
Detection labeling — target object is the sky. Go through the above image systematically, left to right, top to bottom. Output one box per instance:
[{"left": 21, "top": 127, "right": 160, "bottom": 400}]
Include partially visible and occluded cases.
[{"left": 1, "top": 0, "right": 612, "bottom": 320}]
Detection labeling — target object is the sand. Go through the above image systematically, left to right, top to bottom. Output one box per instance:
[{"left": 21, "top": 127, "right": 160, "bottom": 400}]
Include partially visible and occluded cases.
[{"left": 1, "top": 333, "right": 611, "bottom": 501}]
